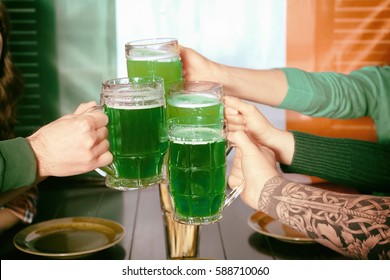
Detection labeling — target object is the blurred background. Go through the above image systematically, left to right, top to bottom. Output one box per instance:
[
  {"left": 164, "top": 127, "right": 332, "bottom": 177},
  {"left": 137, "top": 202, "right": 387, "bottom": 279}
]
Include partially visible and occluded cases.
[
  {"left": 3, "top": 0, "right": 389, "bottom": 143},
  {"left": 3, "top": 0, "right": 286, "bottom": 137}
]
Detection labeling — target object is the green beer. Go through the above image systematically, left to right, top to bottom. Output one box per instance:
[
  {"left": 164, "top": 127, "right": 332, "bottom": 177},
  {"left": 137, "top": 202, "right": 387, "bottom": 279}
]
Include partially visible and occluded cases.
[
  {"left": 125, "top": 38, "right": 183, "bottom": 92},
  {"left": 126, "top": 53, "right": 182, "bottom": 92},
  {"left": 167, "top": 93, "right": 223, "bottom": 120},
  {"left": 105, "top": 104, "right": 168, "bottom": 183},
  {"left": 168, "top": 125, "right": 227, "bottom": 224}
]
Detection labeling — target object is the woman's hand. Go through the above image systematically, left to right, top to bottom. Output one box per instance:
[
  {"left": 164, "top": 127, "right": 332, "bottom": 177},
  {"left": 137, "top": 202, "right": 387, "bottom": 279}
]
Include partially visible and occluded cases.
[
  {"left": 179, "top": 45, "right": 222, "bottom": 83},
  {"left": 224, "top": 95, "right": 295, "bottom": 165},
  {"left": 224, "top": 96, "right": 275, "bottom": 144}
]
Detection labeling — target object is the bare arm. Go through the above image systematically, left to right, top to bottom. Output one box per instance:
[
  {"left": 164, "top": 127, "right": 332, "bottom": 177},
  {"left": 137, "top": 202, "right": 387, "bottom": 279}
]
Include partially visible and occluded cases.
[
  {"left": 180, "top": 46, "right": 288, "bottom": 106},
  {"left": 217, "top": 66, "right": 287, "bottom": 106},
  {"left": 259, "top": 176, "right": 390, "bottom": 259}
]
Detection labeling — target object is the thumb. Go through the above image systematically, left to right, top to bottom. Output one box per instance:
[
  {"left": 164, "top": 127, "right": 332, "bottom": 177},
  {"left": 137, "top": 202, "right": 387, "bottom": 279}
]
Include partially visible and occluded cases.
[
  {"left": 74, "top": 101, "right": 98, "bottom": 114},
  {"left": 228, "top": 131, "right": 259, "bottom": 156}
]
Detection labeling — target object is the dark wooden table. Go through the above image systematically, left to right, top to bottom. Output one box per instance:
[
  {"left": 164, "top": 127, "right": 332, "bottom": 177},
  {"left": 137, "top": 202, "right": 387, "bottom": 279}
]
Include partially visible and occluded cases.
[{"left": 0, "top": 174, "right": 347, "bottom": 260}]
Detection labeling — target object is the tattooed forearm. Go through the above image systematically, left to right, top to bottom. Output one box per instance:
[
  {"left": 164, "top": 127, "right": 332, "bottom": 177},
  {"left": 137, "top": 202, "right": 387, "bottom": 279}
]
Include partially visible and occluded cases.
[{"left": 258, "top": 176, "right": 390, "bottom": 259}]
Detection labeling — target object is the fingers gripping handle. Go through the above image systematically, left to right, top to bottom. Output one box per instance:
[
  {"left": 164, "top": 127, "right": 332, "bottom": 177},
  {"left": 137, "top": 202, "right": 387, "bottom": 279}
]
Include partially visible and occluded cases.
[{"left": 86, "top": 105, "right": 116, "bottom": 177}]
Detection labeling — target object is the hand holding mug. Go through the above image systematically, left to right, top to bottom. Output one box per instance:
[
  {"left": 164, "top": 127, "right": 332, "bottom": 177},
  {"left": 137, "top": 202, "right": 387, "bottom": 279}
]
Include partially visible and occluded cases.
[
  {"left": 27, "top": 102, "right": 112, "bottom": 178},
  {"left": 227, "top": 130, "right": 279, "bottom": 210}
]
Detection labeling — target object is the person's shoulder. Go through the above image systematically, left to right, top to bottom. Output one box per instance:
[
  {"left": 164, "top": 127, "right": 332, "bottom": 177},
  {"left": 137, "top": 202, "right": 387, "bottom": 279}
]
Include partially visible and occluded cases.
[{"left": 0, "top": 137, "right": 29, "bottom": 149}]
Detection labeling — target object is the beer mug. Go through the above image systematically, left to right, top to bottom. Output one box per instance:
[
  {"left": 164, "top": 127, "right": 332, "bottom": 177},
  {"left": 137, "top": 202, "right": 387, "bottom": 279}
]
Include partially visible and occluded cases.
[
  {"left": 125, "top": 38, "right": 183, "bottom": 92},
  {"left": 96, "top": 77, "right": 168, "bottom": 191},
  {"left": 167, "top": 116, "right": 244, "bottom": 225}
]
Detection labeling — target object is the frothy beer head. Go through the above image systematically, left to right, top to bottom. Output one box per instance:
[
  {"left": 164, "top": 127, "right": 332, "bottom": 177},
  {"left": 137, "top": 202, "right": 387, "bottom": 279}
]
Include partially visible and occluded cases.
[
  {"left": 127, "top": 49, "right": 179, "bottom": 62},
  {"left": 104, "top": 92, "right": 166, "bottom": 110},
  {"left": 168, "top": 93, "right": 220, "bottom": 108},
  {"left": 169, "top": 126, "right": 224, "bottom": 145}
]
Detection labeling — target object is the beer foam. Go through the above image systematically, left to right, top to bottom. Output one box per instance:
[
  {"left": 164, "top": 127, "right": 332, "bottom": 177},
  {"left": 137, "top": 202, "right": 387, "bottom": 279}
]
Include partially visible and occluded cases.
[
  {"left": 127, "top": 49, "right": 179, "bottom": 62},
  {"left": 168, "top": 93, "right": 220, "bottom": 108},
  {"left": 105, "top": 100, "right": 165, "bottom": 110},
  {"left": 169, "top": 127, "right": 224, "bottom": 144}
]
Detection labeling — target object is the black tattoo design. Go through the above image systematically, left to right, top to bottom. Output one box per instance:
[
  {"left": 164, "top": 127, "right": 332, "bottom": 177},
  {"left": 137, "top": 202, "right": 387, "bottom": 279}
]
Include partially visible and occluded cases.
[{"left": 259, "top": 176, "right": 390, "bottom": 259}]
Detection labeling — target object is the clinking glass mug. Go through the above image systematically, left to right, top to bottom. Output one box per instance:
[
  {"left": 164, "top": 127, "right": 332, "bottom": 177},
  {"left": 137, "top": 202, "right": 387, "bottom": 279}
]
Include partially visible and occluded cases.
[
  {"left": 93, "top": 76, "right": 168, "bottom": 191},
  {"left": 167, "top": 116, "right": 244, "bottom": 225}
]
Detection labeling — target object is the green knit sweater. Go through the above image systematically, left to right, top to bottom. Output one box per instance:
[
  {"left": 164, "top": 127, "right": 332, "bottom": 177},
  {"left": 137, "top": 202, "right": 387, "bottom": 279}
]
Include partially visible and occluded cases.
[
  {"left": 279, "top": 66, "right": 390, "bottom": 143},
  {"left": 281, "top": 131, "right": 390, "bottom": 192},
  {"left": 0, "top": 137, "right": 37, "bottom": 193}
]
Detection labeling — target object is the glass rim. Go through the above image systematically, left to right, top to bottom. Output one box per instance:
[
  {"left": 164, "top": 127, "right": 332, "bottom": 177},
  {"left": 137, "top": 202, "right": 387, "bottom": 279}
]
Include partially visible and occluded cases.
[
  {"left": 125, "top": 37, "right": 178, "bottom": 47},
  {"left": 102, "top": 76, "right": 164, "bottom": 86},
  {"left": 101, "top": 77, "right": 165, "bottom": 97},
  {"left": 168, "top": 80, "right": 223, "bottom": 95}
]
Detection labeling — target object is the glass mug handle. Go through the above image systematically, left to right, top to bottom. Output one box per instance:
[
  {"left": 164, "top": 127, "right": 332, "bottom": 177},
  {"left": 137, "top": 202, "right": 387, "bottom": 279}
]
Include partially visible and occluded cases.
[
  {"left": 85, "top": 105, "right": 116, "bottom": 177},
  {"left": 223, "top": 145, "right": 245, "bottom": 209},
  {"left": 224, "top": 181, "right": 245, "bottom": 208}
]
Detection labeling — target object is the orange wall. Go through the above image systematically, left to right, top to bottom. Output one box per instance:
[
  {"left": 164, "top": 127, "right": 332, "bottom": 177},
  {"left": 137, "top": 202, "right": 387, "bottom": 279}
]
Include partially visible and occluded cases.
[{"left": 285, "top": 0, "right": 390, "bottom": 141}]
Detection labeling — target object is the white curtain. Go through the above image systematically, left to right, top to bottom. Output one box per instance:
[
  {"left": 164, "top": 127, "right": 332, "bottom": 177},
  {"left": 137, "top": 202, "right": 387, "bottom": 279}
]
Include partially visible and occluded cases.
[
  {"left": 55, "top": 0, "right": 116, "bottom": 114},
  {"left": 116, "top": 0, "right": 287, "bottom": 129}
]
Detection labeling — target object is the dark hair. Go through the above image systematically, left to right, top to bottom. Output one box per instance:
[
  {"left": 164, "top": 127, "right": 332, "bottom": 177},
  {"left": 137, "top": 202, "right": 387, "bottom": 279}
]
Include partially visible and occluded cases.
[{"left": 0, "top": 2, "right": 24, "bottom": 140}]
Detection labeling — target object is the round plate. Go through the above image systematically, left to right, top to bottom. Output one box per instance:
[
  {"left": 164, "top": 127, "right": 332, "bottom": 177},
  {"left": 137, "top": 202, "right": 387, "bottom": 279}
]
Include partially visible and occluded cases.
[
  {"left": 248, "top": 211, "right": 315, "bottom": 244},
  {"left": 14, "top": 217, "right": 125, "bottom": 258}
]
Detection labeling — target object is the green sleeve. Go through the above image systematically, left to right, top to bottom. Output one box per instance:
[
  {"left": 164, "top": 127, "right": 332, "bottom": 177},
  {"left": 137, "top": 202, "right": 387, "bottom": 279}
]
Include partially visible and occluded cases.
[
  {"left": 278, "top": 66, "right": 390, "bottom": 143},
  {"left": 280, "top": 131, "right": 390, "bottom": 193},
  {"left": 0, "top": 137, "right": 37, "bottom": 193}
]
